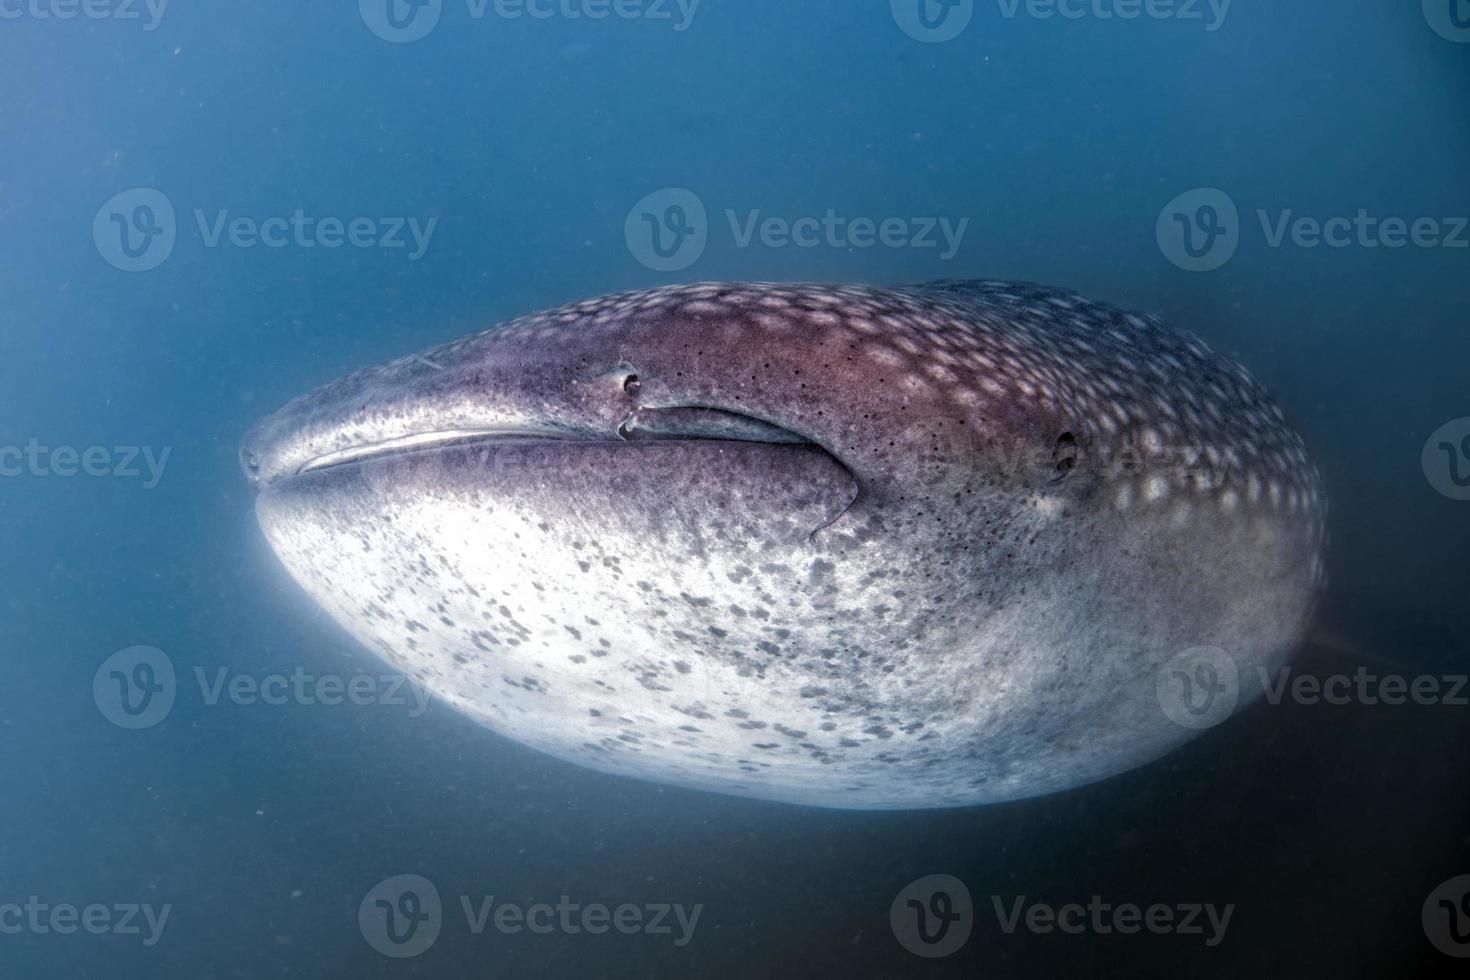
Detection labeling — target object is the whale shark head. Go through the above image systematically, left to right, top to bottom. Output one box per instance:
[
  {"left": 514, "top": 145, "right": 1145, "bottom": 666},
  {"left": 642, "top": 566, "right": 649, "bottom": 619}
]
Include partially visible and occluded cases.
[{"left": 242, "top": 280, "right": 1325, "bottom": 809}]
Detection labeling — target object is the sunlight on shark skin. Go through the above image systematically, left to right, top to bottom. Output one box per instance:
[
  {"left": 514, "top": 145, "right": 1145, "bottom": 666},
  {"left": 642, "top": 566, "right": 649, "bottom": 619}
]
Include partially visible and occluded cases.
[{"left": 241, "top": 280, "right": 1326, "bottom": 809}]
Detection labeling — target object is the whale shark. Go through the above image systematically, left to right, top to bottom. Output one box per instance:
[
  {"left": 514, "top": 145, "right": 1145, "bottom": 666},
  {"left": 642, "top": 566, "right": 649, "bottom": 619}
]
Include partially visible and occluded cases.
[{"left": 241, "top": 280, "right": 1325, "bottom": 809}]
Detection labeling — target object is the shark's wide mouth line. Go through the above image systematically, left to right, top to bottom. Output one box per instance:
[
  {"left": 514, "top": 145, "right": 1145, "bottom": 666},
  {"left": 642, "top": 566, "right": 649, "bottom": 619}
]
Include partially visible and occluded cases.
[
  {"left": 292, "top": 408, "right": 821, "bottom": 479},
  {"left": 296, "top": 428, "right": 564, "bottom": 476}
]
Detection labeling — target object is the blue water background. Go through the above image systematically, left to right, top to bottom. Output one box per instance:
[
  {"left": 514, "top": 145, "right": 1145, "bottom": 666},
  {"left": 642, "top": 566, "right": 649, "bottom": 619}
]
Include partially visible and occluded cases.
[{"left": 1, "top": 2, "right": 1467, "bottom": 976}]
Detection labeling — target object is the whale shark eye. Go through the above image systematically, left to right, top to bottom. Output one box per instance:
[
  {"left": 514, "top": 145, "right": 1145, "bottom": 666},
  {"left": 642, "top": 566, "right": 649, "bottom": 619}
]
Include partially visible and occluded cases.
[
  {"left": 622, "top": 373, "right": 641, "bottom": 395},
  {"left": 1052, "top": 432, "right": 1078, "bottom": 479}
]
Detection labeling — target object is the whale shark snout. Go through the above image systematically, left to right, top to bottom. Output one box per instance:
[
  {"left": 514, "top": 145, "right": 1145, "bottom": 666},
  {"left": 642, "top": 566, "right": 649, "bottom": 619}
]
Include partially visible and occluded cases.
[{"left": 243, "top": 280, "right": 1325, "bottom": 809}]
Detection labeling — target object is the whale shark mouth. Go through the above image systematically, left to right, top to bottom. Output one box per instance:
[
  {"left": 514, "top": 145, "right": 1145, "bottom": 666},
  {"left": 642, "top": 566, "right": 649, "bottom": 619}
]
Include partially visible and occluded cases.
[
  {"left": 292, "top": 407, "right": 822, "bottom": 480},
  {"left": 296, "top": 428, "right": 568, "bottom": 477}
]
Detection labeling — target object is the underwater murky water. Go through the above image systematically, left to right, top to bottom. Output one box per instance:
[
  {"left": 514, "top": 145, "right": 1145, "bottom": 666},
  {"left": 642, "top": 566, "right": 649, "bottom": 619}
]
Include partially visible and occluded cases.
[{"left": 2, "top": 2, "right": 1468, "bottom": 976}]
